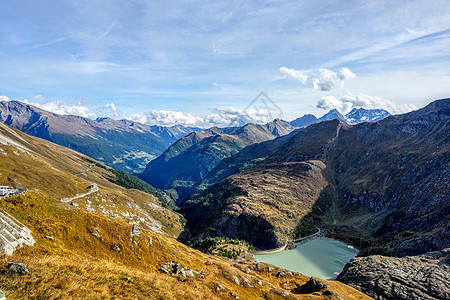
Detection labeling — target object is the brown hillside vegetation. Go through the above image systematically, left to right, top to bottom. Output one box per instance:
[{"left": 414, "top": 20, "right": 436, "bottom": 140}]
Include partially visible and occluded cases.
[{"left": 0, "top": 123, "right": 371, "bottom": 299}]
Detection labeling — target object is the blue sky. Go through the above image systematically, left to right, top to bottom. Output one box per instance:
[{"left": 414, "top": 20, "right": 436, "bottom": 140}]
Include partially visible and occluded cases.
[{"left": 1, "top": 0, "right": 449, "bottom": 127}]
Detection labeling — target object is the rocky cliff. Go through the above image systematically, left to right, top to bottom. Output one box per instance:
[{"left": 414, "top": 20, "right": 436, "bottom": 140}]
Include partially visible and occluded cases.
[{"left": 337, "top": 249, "right": 450, "bottom": 300}]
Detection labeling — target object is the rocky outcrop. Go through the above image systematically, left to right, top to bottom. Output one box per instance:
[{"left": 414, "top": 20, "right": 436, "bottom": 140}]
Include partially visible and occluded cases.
[
  {"left": 0, "top": 211, "right": 35, "bottom": 255},
  {"left": 337, "top": 249, "right": 450, "bottom": 300},
  {"left": 159, "top": 261, "right": 205, "bottom": 278},
  {"left": 7, "top": 262, "right": 29, "bottom": 275}
]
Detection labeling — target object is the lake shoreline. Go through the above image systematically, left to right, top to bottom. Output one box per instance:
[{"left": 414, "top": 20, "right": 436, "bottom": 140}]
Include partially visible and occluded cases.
[{"left": 254, "top": 237, "right": 360, "bottom": 280}]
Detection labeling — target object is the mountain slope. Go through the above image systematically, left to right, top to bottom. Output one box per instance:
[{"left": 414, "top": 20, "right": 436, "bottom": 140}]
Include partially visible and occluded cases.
[
  {"left": 183, "top": 99, "right": 449, "bottom": 257},
  {"left": 0, "top": 101, "right": 196, "bottom": 173},
  {"left": 140, "top": 119, "right": 294, "bottom": 197},
  {"left": 0, "top": 122, "right": 370, "bottom": 299}
]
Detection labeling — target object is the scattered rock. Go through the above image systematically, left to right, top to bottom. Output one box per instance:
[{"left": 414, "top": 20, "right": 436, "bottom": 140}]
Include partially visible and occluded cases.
[
  {"left": 70, "top": 202, "right": 79, "bottom": 207},
  {"left": 130, "top": 224, "right": 140, "bottom": 237},
  {"left": 90, "top": 232, "right": 101, "bottom": 238},
  {"left": 44, "top": 236, "right": 54, "bottom": 241},
  {"left": 147, "top": 236, "right": 152, "bottom": 246},
  {"left": 113, "top": 245, "right": 121, "bottom": 253},
  {"left": 205, "top": 259, "right": 214, "bottom": 265},
  {"left": 159, "top": 261, "right": 204, "bottom": 278},
  {"left": 7, "top": 262, "right": 29, "bottom": 275},
  {"left": 181, "top": 269, "right": 194, "bottom": 278},
  {"left": 276, "top": 271, "right": 293, "bottom": 277},
  {"left": 231, "top": 275, "right": 240, "bottom": 286},
  {"left": 242, "top": 276, "right": 254, "bottom": 288},
  {"left": 295, "top": 277, "right": 327, "bottom": 293},
  {"left": 215, "top": 283, "right": 225, "bottom": 291},
  {"left": 271, "top": 288, "right": 290, "bottom": 298},
  {"left": 0, "top": 290, "right": 6, "bottom": 300},
  {"left": 323, "top": 290, "right": 343, "bottom": 299}
]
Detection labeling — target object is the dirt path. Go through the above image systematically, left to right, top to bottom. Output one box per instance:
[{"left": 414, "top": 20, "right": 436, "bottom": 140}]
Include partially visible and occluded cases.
[{"left": 61, "top": 183, "right": 98, "bottom": 203}]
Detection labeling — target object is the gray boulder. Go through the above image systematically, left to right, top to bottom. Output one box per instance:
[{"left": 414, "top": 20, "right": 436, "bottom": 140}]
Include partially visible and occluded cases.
[{"left": 7, "top": 262, "right": 29, "bottom": 275}]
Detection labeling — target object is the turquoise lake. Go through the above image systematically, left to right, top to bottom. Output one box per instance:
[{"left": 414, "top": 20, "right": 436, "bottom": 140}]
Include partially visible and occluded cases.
[{"left": 255, "top": 237, "right": 358, "bottom": 280}]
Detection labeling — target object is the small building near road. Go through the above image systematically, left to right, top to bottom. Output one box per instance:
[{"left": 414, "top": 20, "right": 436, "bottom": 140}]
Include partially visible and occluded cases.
[{"left": 0, "top": 186, "right": 12, "bottom": 196}]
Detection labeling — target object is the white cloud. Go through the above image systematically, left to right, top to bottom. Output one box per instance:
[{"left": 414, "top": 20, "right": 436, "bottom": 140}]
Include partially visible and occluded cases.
[
  {"left": 280, "top": 67, "right": 308, "bottom": 85},
  {"left": 281, "top": 67, "right": 356, "bottom": 91},
  {"left": 338, "top": 67, "right": 356, "bottom": 80},
  {"left": 312, "top": 68, "right": 337, "bottom": 91},
  {"left": 317, "top": 92, "right": 417, "bottom": 114},
  {"left": 5, "top": 94, "right": 273, "bottom": 128},
  {"left": 316, "top": 95, "right": 352, "bottom": 113},
  {"left": 24, "top": 100, "right": 97, "bottom": 119},
  {"left": 101, "top": 102, "right": 120, "bottom": 118},
  {"left": 125, "top": 107, "right": 271, "bottom": 128},
  {"left": 127, "top": 110, "right": 205, "bottom": 127}
]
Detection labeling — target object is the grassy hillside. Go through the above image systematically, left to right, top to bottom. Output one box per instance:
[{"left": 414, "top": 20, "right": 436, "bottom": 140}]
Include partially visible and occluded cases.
[{"left": 0, "top": 122, "right": 371, "bottom": 299}]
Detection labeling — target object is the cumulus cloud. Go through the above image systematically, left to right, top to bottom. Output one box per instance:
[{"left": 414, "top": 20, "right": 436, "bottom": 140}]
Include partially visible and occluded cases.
[
  {"left": 280, "top": 67, "right": 308, "bottom": 85},
  {"left": 280, "top": 67, "right": 356, "bottom": 91},
  {"left": 338, "top": 67, "right": 356, "bottom": 80},
  {"left": 312, "top": 68, "right": 337, "bottom": 91},
  {"left": 317, "top": 92, "right": 417, "bottom": 114},
  {"left": 5, "top": 94, "right": 273, "bottom": 128},
  {"left": 316, "top": 95, "right": 352, "bottom": 113},
  {"left": 27, "top": 100, "right": 97, "bottom": 118},
  {"left": 100, "top": 102, "right": 120, "bottom": 118},
  {"left": 125, "top": 107, "right": 270, "bottom": 128},
  {"left": 127, "top": 110, "right": 205, "bottom": 127}
]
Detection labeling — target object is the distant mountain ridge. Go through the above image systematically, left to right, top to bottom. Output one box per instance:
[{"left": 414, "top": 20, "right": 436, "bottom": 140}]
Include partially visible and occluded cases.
[
  {"left": 0, "top": 100, "right": 198, "bottom": 173},
  {"left": 140, "top": 107, "right": 392, "bottom": 200},
  {"left": 290, "top": 107, "right": 391, "bottom": 127},
  {"left": 140, "top": 119, "right": 294, "bottom": 198}
]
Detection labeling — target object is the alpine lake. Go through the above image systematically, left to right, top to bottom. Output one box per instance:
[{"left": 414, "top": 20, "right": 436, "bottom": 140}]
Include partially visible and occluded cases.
[{"left": 255, "top": 237, "right": 358, "bottom": 280}]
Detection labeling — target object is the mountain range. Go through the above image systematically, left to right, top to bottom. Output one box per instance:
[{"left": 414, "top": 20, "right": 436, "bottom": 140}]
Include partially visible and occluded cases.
[
  {"left": 0, "top": 97, "right": 448, "bottom": 299},
  {"left": 181, "top": 99, "right": 449, "bottom": 258},
  {"left": 0, "top": 100, "right": 198, "bottom": 173},
  {"left": 0, "top": 100, "right": 391, "bottom": 178},
  {"left": 290, "top": 107, "right": 391, "bottom": 127},
  {"left": 140, "top": 108, "right": 392, "bottom": 201},
  {"left": 0, "top": 116, "right": 369, "bottom": 299},
  {"left": 139, "top": 119, "right": 294, "bottom": 200}
]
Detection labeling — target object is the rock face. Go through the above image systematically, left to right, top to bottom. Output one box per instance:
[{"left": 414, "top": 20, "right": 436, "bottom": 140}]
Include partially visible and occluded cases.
[
  {"left": 0, "top": 210, "right": 35, "bottom": 255},
  {"left": 337, "top": 249, "right": 450, "bottom": 300}
]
